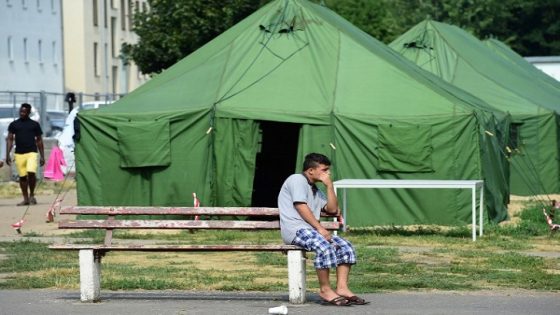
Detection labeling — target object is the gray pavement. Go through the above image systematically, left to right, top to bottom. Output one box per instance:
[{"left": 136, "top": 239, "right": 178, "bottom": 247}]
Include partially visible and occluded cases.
[{"left": 0, "top": 289, "right": 558, "bottom": 315}]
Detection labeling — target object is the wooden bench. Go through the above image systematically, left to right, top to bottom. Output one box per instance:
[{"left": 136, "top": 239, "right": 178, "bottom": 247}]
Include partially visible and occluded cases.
[{"left": 49, "top": 206, "right": 342, "bottom": 303}]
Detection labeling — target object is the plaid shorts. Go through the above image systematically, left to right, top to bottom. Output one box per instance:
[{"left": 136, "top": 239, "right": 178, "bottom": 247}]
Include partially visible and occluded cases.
[{"left": 292, "top": 228, "right": 356, "bottom": 269}]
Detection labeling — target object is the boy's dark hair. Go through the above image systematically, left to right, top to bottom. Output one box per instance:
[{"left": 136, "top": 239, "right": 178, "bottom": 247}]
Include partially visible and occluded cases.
[
  {"left": 21, "top": 103, "right": 32, "bottom": 111},
  {"left": 303, "top": 153, "right": 331, "bottom": 171}
]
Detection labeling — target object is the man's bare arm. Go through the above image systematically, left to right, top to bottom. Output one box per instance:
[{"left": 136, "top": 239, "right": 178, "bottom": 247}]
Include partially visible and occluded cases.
[
  {"left": 5, "top": 132, "right": 14, "bottom": 166},
  {"left": 36, "top": 135, "right": 45, "bottom": 166},
  {"left": 318, "top": 172, "right": 339, "bottom": 215},
  {"left": 294, "top": 203, "right": 331, "bottom": 241}
]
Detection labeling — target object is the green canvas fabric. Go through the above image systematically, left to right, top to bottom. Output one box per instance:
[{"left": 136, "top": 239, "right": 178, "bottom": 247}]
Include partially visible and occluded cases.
[
  {"left": 76, "top": 0, "right": 510, "bottom": 226},
  {"left": 390, "top": 20, "right": 560, "bottom": 195},
  {"left": 390, "top": 21, "right": 560, "bottom": 114},
  {"left": 484, "top": 39, "right": 560, "bottom": 92},
  {"left": 76, "top": 108, "right": 213, "bottom": 206},
  {"left": 508, "top": 113, "right": 560, "bottom": 195},
  {"left": 334, "top": 114, "right": 482, "bottom": 225},
  {"left": 213, "top": 118, "right": 260, "bottom": 206},
  {"left": 117, "top": 120, "right": 171, "bottom": 168},
  {"left": 295, "top": 124, "right": 335, "bottom": 173},
  {"left": 377, "top": 124, "right": 434, "bottom": 173}
]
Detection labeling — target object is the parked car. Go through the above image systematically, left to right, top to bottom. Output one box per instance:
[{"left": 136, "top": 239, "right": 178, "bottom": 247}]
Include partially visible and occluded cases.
[
  {"left": 81, "top": 100, "right": 113, "bottom": 110},
  {"left": 0, "top": 103, "right": 41, "bottom": 130},
  {"left": 45, "top": 110, "right": 67, "bottom": 138}
]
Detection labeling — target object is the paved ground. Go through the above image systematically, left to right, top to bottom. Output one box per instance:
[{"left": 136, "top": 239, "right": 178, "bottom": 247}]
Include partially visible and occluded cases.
[
  {"left": 1, "top": 189, "right": 559, "bottom": 314},
  {"left": 0, "top": 289, "right": 559, "bottom": 315}
]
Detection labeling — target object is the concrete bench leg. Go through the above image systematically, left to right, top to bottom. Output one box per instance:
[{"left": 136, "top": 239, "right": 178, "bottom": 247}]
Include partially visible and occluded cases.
[
  {"left": 79, "top": 249, "right": 101, "bottom": 302},
  {"left": 287, "top": 250, "right": 306, "bottom": 304}
]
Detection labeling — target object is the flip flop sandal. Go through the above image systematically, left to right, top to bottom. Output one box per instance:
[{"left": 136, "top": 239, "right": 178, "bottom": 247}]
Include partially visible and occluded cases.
[
  {"left": 29, "top": 197, "right": 37, "bottom": 205},
  {"left": 17, "top": 200, "right": 29, "bottom": 206},
  {"left": 344, "top": 295, "right": 370, "bottom": 305},
  {"left": 322, "top": 296, "right": 352, "bottom": 306}
]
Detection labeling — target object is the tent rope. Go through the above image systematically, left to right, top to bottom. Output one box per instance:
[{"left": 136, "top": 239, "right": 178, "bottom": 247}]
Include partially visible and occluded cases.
[{"left": 485, "top": 131, "right": 557, "bottom": 232}]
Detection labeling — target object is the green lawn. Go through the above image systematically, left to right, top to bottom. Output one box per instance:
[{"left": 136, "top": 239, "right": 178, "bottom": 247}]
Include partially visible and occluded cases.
[{"left": 1, "top": 205, "right": 559, "bottom": 292}]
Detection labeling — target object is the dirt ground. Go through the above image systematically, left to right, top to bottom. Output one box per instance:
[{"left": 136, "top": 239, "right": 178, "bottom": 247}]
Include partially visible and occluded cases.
[{"left": 0, "top": 188, "right": 77, "bottom": 237}]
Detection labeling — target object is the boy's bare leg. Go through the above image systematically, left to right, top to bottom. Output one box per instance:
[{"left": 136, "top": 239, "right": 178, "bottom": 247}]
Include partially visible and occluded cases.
[
  {"left": 28, "top": 172, "right": 37, "bottom": 204},
  {"left": 18, "top": 176, "right": 29, "bottom": 205},
  {"left": 335, "top": 264, "right": 356, "bottom": 297},
  {"left": 317, "top": 268, "right": 339, "bottom": 301}
]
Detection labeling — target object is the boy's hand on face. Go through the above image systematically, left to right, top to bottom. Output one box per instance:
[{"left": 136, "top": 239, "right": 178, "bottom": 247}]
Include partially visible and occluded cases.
[{"left": 318, "top": 170, "right": 332, "bottom": 186}]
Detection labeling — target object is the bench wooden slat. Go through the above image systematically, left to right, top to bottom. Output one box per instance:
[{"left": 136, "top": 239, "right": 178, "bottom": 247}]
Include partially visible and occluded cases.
[
  {"left": 60, "top": 206, "right": 339, "bottom": 217},
  {"left": 59, "top": 219, "right": 341, "bottom": 230},
  {"left": 49, "top": 244, "right": 304, "bottom": 251}
]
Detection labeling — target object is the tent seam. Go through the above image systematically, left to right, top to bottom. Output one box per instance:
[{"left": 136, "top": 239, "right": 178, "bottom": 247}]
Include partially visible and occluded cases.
[
  {"left": 215, "top": 0, "right": 290, "bottom": 105},
  {"left": 330, "top": 30, "right": 342, "bottom": 173},
  {"left": 331, "top": 30, "right": 342, "bottom": 115},
  {"left": 213, "top": 41, "right": 236, "bottom": 106}
]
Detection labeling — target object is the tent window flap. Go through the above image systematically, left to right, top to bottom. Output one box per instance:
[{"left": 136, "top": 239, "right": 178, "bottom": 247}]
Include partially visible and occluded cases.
[
  {"left": 118, "top": 120, "right": 171, "bottom": 168},
  {"left": 377, "top": 124, "right": 434, "bottom": 173}
]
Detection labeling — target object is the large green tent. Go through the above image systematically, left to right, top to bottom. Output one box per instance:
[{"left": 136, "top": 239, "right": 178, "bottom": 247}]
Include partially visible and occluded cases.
[
  {"left": 76, "top": 0, "right": 510, "bottom": 226},
  {"left": 390, "top": 20, "right": 560, "bottom": 196}
]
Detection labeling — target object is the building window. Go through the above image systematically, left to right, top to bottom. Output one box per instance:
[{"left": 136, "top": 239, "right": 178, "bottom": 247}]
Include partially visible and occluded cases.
[
  {"left": 6, "top": 0, "right": 12, "bottom": 7},
  {"left": 22, "top": 0, "right": 27, "bottom": 9},
  {"left": 36, "top": 0, "right": 40, "bottom": 11},
  {"left": 50, "top": 0, "right": 55, "bottom": 13},
  {"left": 93, "top": 0, "right": 98, "bottom": 26},
  {"left": 104, "top": 0, "right": 108, "bottom": 28},
  {"left": 111, "top": 0, "right": 116, "bottom": 9},
  {"left": 120, "top": 0, "right": 126, "bottom": 30},
  {"left": 128, "top": 0, "right": 133, "bottom": 29},
  {"left": 141, "top": 1, "right": 146, "bottom": 12},
  {"left": 111, "top": 17, "right": 117, "bottom": 57},
  {"left": 7, "top": 36, "right": 14, "bottom": 61},
  {"left": 23, "top": 38, "right": 28, "bottom": 63},
  {"left": 38, "top": 39, "right": 43, "bottom": 63},
  {"left": 52, "top": 40, "right": 57, "bottom": 65},
  {"left": 94, "top": 42, "right": 100, "bottom": 76},
  {"left": 105, "top": 43, "right": 109, "bottom": 74},
  {"left": 112, "top": 65, "right": 118, "bottom": 95}
]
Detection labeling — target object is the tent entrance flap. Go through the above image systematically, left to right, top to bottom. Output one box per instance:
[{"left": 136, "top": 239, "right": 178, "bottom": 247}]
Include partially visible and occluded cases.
[{"left": 252, "top": 121, "right": 301, "bottom": 207}]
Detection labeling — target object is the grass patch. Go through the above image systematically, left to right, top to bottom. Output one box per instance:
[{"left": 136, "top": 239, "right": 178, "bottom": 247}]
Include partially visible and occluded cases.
[
  {"left": 0, "top": 204, "right": 559, "bottom": 292},
  {"left": 489, "top": 204, "right": 553, "bottom": 238}
]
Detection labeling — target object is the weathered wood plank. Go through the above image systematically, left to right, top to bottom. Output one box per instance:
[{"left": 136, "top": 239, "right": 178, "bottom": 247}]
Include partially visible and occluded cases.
[
  {"left": 59, "top": 206, "right": 339, "bottom": 217},
  {"left": 60, "top": 207, "right": 280, "bottom": 216},
  {"left": 58, "top": 220, "right": 340, "bottom": 230},
  {"left": 50, "top": 244, "right": 304, "bottom": 252}
]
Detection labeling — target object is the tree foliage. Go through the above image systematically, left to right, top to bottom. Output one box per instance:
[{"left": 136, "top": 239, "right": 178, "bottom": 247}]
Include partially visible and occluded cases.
[
  {"left": 122, "top": 0, "right": 266, "bottom": 74},
  {"left": 125, "top": 0, "right": 560, "bottom": 74},
  {"left": 337, "top": 0, "right": 560, "bottom": 57}
]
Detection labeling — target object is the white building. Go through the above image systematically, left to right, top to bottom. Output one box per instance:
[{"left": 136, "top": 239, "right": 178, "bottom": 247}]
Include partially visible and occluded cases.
[
  {"left": 0, "top": 0, "right": 64, "bottom": 94},
  {"left": 62, "top": 0, "right": 148, "bottom": 101},
  {"left": 525, "top": 56, "right": 560, "bottom": 82}
]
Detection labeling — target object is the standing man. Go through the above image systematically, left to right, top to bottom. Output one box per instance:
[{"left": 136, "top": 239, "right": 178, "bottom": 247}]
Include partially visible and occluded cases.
[
  {"left": 5, "top": 103, "right": 45, "bottom": 206},
  {"left": 278, "top": 153, "right": 367, "bottom": 306}
]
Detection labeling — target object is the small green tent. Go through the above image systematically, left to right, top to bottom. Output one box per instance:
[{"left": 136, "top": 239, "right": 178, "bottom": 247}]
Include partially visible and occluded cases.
[
  {"left": 76, "top": 0, "right": 510, "bottom": 226},
  {"left": 390, "top": 20, "right": 560, "bottom": 196}
]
